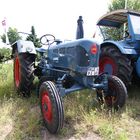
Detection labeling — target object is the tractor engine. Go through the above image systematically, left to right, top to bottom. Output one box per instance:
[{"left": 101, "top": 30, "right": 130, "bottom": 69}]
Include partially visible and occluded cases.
[{"left": 42, "top": 39, "right": 100, "bottom": 88}]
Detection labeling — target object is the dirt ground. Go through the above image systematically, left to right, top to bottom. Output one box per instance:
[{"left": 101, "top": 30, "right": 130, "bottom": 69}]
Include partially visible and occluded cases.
[
  {"left": 0, "top": 107, "right": 102, "bottom": 140},
  {"left": 0, "top": 121, "right": 102, "bottom": 140},
  {"left": 42, "top": 130, "right": 102, "bottom": 140}
]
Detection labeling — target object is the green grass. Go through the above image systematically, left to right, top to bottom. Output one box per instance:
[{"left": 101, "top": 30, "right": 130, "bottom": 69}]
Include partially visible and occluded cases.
[{"left": 0, "top": 63, "right": 140, "bottom": 140}]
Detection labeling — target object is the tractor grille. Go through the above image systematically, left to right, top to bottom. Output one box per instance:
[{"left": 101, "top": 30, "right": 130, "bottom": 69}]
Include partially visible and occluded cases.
[{"left": 76, "top": 46, "right": 89, "bottom": 67}]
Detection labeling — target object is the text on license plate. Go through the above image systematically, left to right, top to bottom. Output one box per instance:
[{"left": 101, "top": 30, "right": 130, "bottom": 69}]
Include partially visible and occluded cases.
[{"left": 87, "top": 67, "right": 99, "bottom": 76}]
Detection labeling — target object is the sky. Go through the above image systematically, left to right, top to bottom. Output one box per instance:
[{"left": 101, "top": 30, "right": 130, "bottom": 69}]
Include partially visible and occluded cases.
[{"left": 0, "top": 0, "right": 110, "bottom": 43}]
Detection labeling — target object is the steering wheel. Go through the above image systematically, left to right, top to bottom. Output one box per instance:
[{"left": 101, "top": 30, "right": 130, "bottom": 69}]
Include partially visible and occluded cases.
[{"left": 40, "top": 34, "right": 55, "bottom": 45}]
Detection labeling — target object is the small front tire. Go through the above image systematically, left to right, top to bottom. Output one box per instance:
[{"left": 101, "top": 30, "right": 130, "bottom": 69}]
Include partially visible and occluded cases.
[
  {"left": 97, "top": 75, "right": 127, "bottom": 110},
  {"left": 39, "top": 81, "right": 64, "bottom": 134}
]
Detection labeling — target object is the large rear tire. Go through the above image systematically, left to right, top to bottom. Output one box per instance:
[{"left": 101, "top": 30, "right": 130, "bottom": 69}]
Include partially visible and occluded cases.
[
  {"left": 99, "top": 46, "right": 133, "bottom": 87},
  {"left": 13, "top": 53, "right": 35, "bottom": 96},
  {"left": 97, "top": 75, "right": 127, "bottom": 110},
  {"left": 39, "top": 81, "right": 64, "bottom": 134}
]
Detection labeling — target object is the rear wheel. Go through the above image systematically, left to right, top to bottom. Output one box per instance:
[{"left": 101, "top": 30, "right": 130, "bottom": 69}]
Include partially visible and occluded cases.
[
  {"left": 99, "top": 46, "right": 133, "bottom": 87},
  {"left": 13, "top": 53, "right": 35, "bottom": 96},
  {"left": 97, "top": 75, "right": 127, "bottom": 110},
  {"left": 39, "top": 81, "right": 64, "bottom": 134}
]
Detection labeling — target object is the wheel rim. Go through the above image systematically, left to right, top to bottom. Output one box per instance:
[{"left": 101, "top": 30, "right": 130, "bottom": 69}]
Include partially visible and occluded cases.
[
  {"left": 14, "top": 56, "right": 20, "bottom": 88},
  {"left": 99, "top": 56, "right": 117, "bottom": 75},
  {"left": 105, "top": 82, "right": 118, "bottom": 107},
  {"left": 42, "top": 91, "right": 52, "bottom": 123}
]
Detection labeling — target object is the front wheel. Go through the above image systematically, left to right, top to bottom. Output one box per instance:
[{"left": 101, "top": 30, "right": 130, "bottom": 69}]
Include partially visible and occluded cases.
[
  {"left": 97, "top": 75, "right": 127, "bottom": 110},
  {"left": 39, "top": 81, "right": 64, "bottom": 134}
]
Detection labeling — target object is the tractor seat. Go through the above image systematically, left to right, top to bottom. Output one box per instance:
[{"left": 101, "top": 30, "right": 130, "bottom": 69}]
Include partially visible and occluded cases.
[
  {"left": 54, "top": 39, "right": 62, "bottom": 44},
  {"left": 36, "top": 47, "right": 47, "bottom": 53}
]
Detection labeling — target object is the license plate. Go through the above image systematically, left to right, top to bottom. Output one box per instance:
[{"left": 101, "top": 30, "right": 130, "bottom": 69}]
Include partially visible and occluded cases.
[{"left": 87, "top": 67, "right": 99, "bottom": 76}]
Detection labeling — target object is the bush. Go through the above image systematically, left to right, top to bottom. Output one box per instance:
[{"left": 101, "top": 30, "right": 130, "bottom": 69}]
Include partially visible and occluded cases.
[{"left": 0, "top": 47, "right": 11, "bottom": 62}]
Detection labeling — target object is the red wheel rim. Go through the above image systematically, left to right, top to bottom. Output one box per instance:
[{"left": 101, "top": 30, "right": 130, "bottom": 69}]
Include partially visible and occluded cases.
[
  {"left": 14, "top": 56, "right": 20, "bottom": 87},
  {"left": 99, "top": 56, "right": 117, "bottom": 75},
  {"left": 105, "top": 82, "right": 117, "bottom": 106},
  {"left": 42, "top": 91, "right": 52, "bottom": 123},
  {"left": 105, "top": 96, "right": 117, "bottom": 106}
]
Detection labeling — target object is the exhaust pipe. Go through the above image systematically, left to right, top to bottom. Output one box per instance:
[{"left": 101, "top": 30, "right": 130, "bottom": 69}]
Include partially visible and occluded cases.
[{"left": 76, "top": 16, "right": 84, "bottom": 39}]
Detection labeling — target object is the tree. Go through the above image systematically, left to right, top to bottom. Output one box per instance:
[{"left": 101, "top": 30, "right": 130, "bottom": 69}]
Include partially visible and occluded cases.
[
  {"left": 103, "top": 0, "right": 140, "bottom": 40},
  {"left": 109, "top": 0, "right": 140, "bottom": 12},
  {"left": 26, "top": 26, "right": 41, "bottom": 48},
  {"left": 1, "top": 27, "right": 22, "bottom": 44},
  {"left": 0, "top": 48, "right": 11, "bottom": 62}
]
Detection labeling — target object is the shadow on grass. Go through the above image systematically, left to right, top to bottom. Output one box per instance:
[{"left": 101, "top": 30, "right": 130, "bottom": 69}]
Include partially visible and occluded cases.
[
  {"left": 126, "top": 84, "right": 140, "bottom": 121},
  {"left": 128, "top": 84, "right": 140, "bottom": 98}
]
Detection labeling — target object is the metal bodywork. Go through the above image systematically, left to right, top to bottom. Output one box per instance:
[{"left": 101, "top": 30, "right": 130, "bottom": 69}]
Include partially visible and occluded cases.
[
  {"left": 97, "top": 9, "right": 140, "bottom": 78},
  {"left": 9, "top": 27, "right": 109, "bottom": 97},
  {"left": 36, "top": 38, "right": 108, "bottom": 97},
  {"left": 48, "top": 39, "right": 99, "bottom": 70},
  {"left": 11, "top": 40, "right": 37, "bottom": 55}
]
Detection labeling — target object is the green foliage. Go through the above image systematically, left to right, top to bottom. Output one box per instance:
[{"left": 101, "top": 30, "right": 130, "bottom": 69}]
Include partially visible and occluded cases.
[
  {"left": 109, "top": 0, "right": 140, "bottom": 11},
  {"left": 109, "top": 0, "right": 125, "bottom": 11},
  {"left": 130, "top": 0, "right": 140, "bottom": 11},
  {"left": 26, "top": 26, "right": 41, "bottom": 48},
  {"left": 101, "top": 26, "right": 124, "bottom": 41},
  {"left": 1, "top": 27, "right": 22, "bottom": 45},
  {"left": 0, "top": 48, "right": 11, "bottom": 62},
  {"left": 98, "top": 123, "right": 115, "bottom": 139}
]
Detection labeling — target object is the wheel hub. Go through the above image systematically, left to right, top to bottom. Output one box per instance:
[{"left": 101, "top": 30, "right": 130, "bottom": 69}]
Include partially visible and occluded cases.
[
  {"left": 99, "top": 56, "right": 117, "bottom": 75},
  {"left": 42, "top": 92, "right": 52, "bottom": 123},
  {"left": 43, "top": 103, "right": 48, "bottom": 111}
]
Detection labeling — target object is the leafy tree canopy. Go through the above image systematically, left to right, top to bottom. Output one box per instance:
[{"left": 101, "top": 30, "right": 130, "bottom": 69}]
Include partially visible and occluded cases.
[
  {"left": 109, "top": 0, "right": 140, "bottom": 12},
  {"left": 26, "top": 26, "right": 41, "bottom": 48},
  {"left": 1, "top": 27, "right": 22, "bottom": 44},
  {"left": 0, "top": 48, "right": 11, "bottom": 62}
]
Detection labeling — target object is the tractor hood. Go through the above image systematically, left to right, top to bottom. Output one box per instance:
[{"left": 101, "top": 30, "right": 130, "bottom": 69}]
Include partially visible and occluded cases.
[{"left": 48, "top": 38, "right": 100, "bottom": 75}]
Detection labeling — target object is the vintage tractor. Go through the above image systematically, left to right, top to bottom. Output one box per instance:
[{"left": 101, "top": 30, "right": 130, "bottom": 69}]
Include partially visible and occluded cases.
[
  {"left": 97, "top": 9, "right": 140, "bottom": 87},
  {"left": 11, "top": 30, "right": 127, "bottom": 133}
]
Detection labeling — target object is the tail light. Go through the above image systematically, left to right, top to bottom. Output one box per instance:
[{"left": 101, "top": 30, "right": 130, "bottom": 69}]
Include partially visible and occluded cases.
[{"left": 90, "top": 44, "right": 98, "bottom": 54}]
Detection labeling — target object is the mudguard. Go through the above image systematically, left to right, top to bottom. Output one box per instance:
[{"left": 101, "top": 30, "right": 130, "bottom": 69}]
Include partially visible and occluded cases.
[
  {"left": 11, "top": 40, "right": 37, "bottom": 55},
  {"left": 100, "top": 40, "right": 137, "bottom": 54}
]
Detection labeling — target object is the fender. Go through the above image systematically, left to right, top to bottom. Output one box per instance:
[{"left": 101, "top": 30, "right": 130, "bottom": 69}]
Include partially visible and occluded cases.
[
  {"left": 11, "top": 40, "right": 37, "bottom": 55},
  {"left": 100, "top": 40, "right": 137, "bottom": 54}
]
